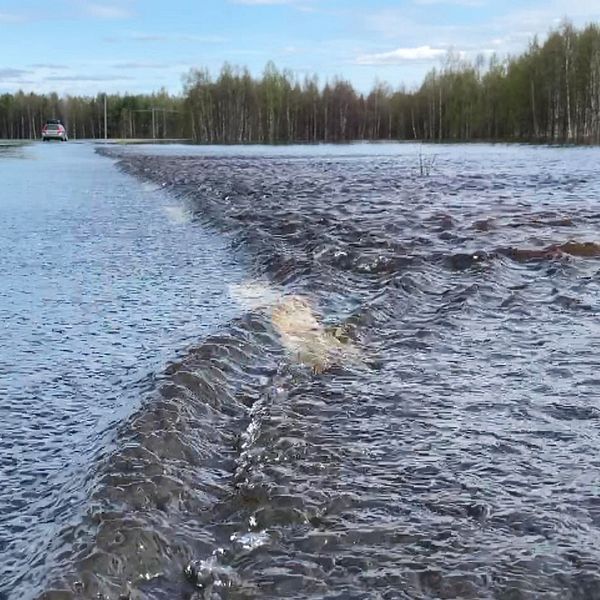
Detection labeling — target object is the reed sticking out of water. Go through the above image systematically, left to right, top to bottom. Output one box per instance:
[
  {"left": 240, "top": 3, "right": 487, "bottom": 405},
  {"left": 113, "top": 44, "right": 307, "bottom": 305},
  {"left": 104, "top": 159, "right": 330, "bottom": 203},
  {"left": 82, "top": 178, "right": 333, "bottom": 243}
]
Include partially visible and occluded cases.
[{"left": 418, "top": 147, "right": 437, "bottom": 177}]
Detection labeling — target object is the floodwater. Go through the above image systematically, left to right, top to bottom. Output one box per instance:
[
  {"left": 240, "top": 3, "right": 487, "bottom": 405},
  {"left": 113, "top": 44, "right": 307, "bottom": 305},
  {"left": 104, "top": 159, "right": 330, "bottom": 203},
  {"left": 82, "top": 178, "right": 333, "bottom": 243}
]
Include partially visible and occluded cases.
[
  {"left": 2, "top": 141, "right": 600, "bottom": 600},
  {"left": 0, "top": 142, "right": 246, "bottom": 598}
]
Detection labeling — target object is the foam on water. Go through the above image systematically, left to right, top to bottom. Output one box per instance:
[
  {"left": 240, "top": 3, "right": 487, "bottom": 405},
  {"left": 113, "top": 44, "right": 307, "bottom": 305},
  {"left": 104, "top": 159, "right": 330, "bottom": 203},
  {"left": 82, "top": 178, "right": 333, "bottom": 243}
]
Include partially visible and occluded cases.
[{"left": 162, "top": 204, "right": 192, "bottom": 224}]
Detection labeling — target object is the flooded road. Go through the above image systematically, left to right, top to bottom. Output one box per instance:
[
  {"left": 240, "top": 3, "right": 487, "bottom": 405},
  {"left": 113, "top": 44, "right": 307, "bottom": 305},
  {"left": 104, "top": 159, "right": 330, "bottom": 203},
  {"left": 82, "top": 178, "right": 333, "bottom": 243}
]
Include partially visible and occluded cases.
[
  {"left": 2, "top": 141, "right": 600, "bottom": 599},
  {"left": 0, "top": 143, "right": 246, "bottom": 597}
]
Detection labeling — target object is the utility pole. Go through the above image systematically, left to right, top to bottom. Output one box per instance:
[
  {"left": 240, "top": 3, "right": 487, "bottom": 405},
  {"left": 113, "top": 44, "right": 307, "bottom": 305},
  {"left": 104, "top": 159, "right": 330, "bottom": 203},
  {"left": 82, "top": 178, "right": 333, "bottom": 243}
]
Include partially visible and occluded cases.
[
  {"left": 104, "top": 93, "right": 108, "bottom": 140},
  {"left": 151, "top": 107, "right": 156, "bottom": 141}
]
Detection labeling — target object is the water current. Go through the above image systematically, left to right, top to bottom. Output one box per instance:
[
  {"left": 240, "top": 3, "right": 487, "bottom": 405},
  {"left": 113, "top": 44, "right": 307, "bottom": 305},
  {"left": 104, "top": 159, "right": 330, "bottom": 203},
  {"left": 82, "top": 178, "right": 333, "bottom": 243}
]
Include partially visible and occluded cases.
[
  {"left": 2, "top": 141, "right": 600, "bottom": 599},
  {"left": 0, "top": 143, "right": 246, "bottom": 598}
]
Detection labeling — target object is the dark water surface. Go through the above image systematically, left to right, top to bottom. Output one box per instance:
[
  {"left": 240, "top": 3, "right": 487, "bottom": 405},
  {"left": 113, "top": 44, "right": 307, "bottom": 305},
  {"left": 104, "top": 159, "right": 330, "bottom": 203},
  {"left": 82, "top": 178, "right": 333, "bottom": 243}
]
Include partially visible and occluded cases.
[{"left": 3, "top": 142, "right": 600, "bottom": 599}]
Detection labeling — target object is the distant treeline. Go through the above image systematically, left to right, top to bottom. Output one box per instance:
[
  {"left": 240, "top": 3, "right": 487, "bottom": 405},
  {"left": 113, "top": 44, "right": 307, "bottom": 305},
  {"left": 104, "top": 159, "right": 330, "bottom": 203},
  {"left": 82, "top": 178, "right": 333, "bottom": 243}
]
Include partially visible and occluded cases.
[
  {"left": 2, "top": 22, "right": 600, "bottom": 144},
  {"left": 0, "top": 90, "right": 185, "bottom": 140}
]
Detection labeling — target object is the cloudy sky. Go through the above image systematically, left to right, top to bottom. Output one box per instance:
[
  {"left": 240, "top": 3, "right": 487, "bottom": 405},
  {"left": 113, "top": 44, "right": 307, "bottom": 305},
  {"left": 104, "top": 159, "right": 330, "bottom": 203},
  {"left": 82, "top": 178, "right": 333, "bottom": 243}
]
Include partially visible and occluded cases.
[{"left": 1, "top": 0, "right": 599, "bottom": 96}]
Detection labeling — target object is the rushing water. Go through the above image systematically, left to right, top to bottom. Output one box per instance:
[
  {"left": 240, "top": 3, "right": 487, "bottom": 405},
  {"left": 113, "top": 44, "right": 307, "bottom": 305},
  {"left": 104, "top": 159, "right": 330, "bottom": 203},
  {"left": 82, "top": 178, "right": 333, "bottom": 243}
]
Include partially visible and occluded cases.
[
  {"left": 2, "top": 141, "right": 600, "bottom": 600},
  {"left": 0, "top": 143, "right": 246, "bottom": 598}
]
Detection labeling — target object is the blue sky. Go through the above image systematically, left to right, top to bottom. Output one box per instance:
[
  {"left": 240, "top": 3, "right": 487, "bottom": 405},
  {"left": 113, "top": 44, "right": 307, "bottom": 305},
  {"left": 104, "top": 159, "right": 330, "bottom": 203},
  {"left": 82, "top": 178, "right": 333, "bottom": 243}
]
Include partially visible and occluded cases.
[{"left": 1, "top": 0, "right": 599, "bottom": 96}]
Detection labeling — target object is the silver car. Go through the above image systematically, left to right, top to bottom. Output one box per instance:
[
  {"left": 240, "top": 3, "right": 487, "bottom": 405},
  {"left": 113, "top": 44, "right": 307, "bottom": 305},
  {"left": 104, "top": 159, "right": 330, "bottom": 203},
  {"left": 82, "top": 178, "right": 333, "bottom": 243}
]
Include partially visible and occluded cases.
[{"left": 42, "top": 120, "right": 68, "bottom": 142}]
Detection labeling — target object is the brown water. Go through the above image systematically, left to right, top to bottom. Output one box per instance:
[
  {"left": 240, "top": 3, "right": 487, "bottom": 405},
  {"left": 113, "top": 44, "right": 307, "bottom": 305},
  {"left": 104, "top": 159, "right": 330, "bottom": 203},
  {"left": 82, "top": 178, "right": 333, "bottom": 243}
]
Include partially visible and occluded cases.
[{"left": 4, "top": 142, "right": 600, "bottom": 600}]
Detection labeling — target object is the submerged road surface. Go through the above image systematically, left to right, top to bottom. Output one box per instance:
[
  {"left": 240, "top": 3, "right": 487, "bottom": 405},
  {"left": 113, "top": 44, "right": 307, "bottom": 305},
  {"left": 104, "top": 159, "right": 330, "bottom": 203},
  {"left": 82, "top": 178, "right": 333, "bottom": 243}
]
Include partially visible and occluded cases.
[{"left": 0, "top": 142, "right": 246, "bottom": 597}]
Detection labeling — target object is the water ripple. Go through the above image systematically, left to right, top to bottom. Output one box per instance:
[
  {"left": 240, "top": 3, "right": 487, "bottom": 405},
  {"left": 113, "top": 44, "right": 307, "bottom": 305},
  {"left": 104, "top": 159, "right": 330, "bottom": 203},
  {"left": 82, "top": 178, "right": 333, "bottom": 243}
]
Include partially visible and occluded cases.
[{"left": 23, "top": 143, "right": 600, "bottom": 598}]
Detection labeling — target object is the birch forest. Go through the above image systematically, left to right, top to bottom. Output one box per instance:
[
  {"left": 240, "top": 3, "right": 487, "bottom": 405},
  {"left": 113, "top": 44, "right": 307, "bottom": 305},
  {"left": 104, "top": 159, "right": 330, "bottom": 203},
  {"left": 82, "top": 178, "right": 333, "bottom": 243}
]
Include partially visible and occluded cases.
[{"left": 2, "top": 22, "right": 600, "bottom": 144}]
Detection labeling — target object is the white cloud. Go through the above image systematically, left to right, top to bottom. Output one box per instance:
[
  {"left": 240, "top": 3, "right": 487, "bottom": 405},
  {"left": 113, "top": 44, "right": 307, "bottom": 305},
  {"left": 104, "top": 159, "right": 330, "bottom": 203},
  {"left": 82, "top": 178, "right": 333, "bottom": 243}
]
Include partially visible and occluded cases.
[
  {"left": 365, "top": 1, "right": 600, "bottom": 59},
  {"left": 83, "top": 2, "right": 133, "bottom": 19},
  {"left": 105, "top": 32, "right": 228, "bottom": 44},
  {"left": 130, "top": 33, "right": 168, "bottom": 42},
  {"left": 179, "top": 34, "right": 229, "bottom": 43},
  {"left": 356, "top": 45, "right": 447, "bottom": 65},
  {"left": 0, "top": 58, "right": 190, "bottom": 95},
  {"left": 113, "top": 61, "right": 169, "bottom": 70},
  {"left": 30, "top": 63, "right": 68, "bottom": 69},
  {"left": 44, "top": 74, "right": 134, "bottom": 82}
]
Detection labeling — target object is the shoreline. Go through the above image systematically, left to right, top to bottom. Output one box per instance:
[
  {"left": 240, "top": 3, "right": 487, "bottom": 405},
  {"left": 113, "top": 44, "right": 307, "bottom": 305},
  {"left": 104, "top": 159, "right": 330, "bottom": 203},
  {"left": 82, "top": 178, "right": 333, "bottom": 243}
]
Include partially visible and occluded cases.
[{"left": 0, "top": 138, "right": 598, "bottom": 149}]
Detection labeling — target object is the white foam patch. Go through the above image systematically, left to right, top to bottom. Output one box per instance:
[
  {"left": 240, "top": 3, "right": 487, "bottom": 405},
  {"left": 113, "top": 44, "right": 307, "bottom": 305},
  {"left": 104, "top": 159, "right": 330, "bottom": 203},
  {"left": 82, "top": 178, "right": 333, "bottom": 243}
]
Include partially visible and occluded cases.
[
  {"left": 140, "top": 181, "right": 161, "bottom": 193},
  {"left": 163, "top": 205, "right": 191, "bottom": 225},
  {"left": 228, "top": 280, "right": 282, "bottom": 311},
  {"left": 230, "top": 281, "right": 361, "bottom": 370},
  {"left": 230, "top": 530, "right": 270, "bottom": 551},
  {"left": 185, "top": 554, "right": 237, "bottom": 589}
]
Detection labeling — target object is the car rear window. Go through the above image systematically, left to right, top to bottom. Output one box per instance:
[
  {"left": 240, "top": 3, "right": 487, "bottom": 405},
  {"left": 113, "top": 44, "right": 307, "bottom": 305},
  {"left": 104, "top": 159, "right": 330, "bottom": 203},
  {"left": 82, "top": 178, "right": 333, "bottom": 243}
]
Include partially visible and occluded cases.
[{"left": 47, "top": 124, "right": 59, "bottom": 130}]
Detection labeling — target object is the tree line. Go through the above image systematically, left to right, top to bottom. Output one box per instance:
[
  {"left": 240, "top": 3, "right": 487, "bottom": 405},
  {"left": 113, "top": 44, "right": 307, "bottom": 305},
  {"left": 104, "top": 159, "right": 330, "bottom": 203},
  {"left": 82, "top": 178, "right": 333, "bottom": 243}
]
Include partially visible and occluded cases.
[
  {"left": 2, "top": 21, "right": 600, "bottom": 144},
  {"left": 0, "top": 89, "right": 186, "bottom": 140}
]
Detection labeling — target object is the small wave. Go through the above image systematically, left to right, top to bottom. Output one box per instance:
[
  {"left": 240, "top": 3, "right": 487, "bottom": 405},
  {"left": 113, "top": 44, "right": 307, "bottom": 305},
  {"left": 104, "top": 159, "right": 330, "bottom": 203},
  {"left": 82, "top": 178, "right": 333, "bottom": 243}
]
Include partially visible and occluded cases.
[
  {"left": 560, "top": 241, "right": 600, "bottom": 257},
  {"left": 443, "top": 251, "right": 490, "bottom": 271},
  {"left": 38, "top": 313, "right": 283, "bottom": 598}
]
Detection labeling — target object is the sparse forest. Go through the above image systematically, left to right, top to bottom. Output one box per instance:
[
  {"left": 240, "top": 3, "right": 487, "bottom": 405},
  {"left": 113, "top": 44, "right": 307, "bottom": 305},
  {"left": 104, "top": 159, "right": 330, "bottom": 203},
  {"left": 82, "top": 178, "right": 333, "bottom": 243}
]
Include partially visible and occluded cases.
[{"left": 2, "top": 22, "right": 600, "bottom": 144}]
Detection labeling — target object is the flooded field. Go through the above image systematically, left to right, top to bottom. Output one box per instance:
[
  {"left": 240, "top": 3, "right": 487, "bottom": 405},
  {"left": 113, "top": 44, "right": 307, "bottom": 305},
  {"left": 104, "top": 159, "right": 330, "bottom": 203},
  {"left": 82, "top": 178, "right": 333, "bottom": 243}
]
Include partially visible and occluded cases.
[{"left": 2, "top": 142, "right": 600, "bottom": 599}]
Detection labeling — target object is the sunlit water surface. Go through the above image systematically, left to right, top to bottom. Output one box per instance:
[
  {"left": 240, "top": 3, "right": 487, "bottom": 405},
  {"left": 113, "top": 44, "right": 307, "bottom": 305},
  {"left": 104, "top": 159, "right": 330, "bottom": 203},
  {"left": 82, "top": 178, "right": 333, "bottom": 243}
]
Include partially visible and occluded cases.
[
  {"left": 2, "top": 141, "right": 600, "bottom": 600},
  {"left": 0, "top": 142, "right": 246, "bottom": 597}
]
